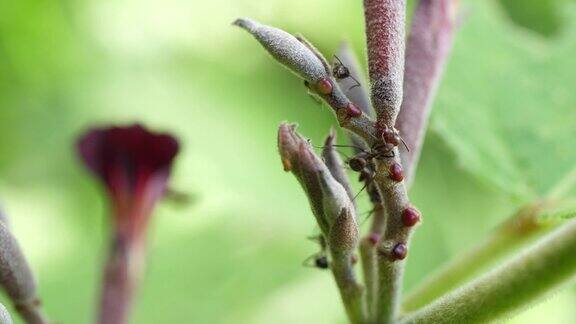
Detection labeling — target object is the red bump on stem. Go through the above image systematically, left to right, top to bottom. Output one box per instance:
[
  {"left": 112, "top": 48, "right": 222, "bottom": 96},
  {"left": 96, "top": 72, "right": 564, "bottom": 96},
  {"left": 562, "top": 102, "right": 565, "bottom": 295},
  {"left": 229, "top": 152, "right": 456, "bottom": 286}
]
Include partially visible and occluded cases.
[
  {"left": 317, "top": 79, "right": 334, "bottom": 95},
  {"left": 346, "top": 103, "right": 362, "bottom": 118},
  {"left": 389, "top": 163, "right": 404, "bottom": 182},
  {"left": 402, "top": 207, "right": 421, "bottom": 227},
  {"left": 368, "top": 233, "right": 381, "bottom": 246},
  {"left": 391, "top": 243, "right": 408, "bottom": 260}
]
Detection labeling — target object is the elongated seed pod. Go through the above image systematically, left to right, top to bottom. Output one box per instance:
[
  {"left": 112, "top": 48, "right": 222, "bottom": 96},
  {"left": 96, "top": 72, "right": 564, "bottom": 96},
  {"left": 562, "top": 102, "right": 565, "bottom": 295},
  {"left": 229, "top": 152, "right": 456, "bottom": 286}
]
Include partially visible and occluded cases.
[
  {"left": 234, "top": 18, "right": 330, "bottom": 83},
  {"left": 0, "top": 303, "right": 12, "bottom": 324}
]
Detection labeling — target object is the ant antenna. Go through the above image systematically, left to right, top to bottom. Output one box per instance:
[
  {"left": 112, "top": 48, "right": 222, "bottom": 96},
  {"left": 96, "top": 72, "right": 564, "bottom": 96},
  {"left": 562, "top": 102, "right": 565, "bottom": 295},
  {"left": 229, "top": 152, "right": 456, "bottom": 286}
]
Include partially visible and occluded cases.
[
  {"left": 333, "top": 54, "right": 344, "bottom": 66},
  {"left": 333, "top": 54, "right": 362, "bottom": 91},
  {"left": 347, "top": 76, "right": 361, "bottom": 91},
  {"left": 400, "top": 137, "right": 410, "bottom": 152},
  {"left": 312, "top": 143, "right": 368, "bottom": 152},
  {"left": 352, "top": 182, "right": 369, "bottom": 202}
]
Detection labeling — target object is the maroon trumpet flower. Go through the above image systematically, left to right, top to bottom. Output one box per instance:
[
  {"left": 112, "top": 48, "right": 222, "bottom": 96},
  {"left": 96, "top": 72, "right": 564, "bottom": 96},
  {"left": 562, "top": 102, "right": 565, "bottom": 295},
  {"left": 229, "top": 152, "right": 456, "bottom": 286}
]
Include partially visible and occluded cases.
[{"left": 77, "top": 124, "right": 179, "bottom": 324}]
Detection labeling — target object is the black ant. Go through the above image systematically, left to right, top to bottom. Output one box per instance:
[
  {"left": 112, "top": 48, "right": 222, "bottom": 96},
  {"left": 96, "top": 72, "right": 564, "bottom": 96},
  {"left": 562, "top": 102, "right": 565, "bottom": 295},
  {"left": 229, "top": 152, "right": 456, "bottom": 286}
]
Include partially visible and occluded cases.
[
  {"left": 332, "top": 55, "right": 361, "bottom": 91},
  {"left": 303, "top": 235, "right": 329, "bottom": 270}
]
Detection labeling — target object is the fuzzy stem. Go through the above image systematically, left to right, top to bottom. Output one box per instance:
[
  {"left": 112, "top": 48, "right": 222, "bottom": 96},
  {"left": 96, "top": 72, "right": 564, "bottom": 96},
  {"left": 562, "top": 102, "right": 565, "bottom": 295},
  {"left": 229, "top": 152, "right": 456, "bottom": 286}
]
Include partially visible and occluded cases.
[
  {"left": 363, "top": 0, "right": 406, "bottom": 126},
  {"left": 396, "top": 0, "right": 459, "bottom": 183},
  {"left": 363, "top": 2, "right": 414, "bottom": 323},
  {"left": 373, "top": 157, "right": 413, "bottom": 324},
  {"left": 402, "top": 202, "right": 555, "bottom": 312},
  {"left": 359, "top": 204, "right": 385, "bottom": 322},
  {"left": 402, "top": 219, "right": 576, "bottom": 323},
  {"left": 330, "top": 250, "right": 368, "bottom": 324}
]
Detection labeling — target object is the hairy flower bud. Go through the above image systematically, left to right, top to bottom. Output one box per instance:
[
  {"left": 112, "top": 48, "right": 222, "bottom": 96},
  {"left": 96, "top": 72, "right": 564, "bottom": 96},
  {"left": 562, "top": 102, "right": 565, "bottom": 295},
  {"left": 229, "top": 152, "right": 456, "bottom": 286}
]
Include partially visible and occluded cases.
[
  {"left": 234, "top": 18, "right": 329, "bottom": 83},
  {"left": 278, "top": 123, "right": 358, "bottom": 254},
  {"left": 328, "top": 208, "right": 359, "bottom": 255}
]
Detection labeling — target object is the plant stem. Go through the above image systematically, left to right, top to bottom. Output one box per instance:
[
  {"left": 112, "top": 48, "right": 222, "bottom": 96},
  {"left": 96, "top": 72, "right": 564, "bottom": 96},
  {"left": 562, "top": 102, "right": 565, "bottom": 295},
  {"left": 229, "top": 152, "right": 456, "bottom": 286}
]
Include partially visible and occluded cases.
[
  {"left": 363, "top": 0, "right": 407, "bottom": 125},
  {"left": 396, "top": 0, "right": 459, "bottom": 183},
  {"left": 363, "top": 2, "right": 416, "bottom": 323},
  {"left": 373, "top": 159, "right": 412, "bottom": 324},
  {"left": 402, "top": 201, "right": 555, "bottom": 312},
  {"left": 359, "top": 204, "right": 386, "bottom": 322},
  {"left": 401, "top": 219, "right": 576, "bottom": 323},
  {"left": 98, "top": 235, "right": 145, "bottom": 324},
  {"left": 330, "top": 249, "right": 368, "bottom": 324}
]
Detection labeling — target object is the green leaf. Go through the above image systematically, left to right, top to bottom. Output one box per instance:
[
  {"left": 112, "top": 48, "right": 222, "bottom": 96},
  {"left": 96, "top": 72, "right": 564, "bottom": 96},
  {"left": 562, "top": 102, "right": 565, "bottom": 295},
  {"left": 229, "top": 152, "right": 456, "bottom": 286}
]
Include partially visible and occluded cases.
[
  {"left": 497, "top": 0, "right": 568, "bottom": 37},
  {"left": 431, "top": 1, "right": 576, "bottom": 200}
]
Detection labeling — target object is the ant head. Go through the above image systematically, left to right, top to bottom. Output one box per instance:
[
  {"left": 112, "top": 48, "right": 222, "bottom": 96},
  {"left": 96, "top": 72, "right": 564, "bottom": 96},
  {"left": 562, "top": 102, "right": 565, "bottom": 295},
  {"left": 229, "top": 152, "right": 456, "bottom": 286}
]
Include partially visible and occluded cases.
[
  {"left": 333, "top": 64, "right": 350, "bottom": 79},
  {"left": 382, "top": 127, "right": 400, "bottom": 147},
  {"left": 348, "top": 156, "right": 367, "bottom": 172},
  {"left": 315, "top": 256, "right": 329, "bottom": 269}
]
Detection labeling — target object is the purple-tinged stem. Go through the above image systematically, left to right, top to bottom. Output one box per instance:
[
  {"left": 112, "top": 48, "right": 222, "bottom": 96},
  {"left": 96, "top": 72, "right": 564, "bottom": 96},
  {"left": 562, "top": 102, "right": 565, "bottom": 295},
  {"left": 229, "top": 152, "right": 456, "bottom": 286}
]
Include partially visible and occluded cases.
[
  {"left": 363, "top": 0, "right": 406, "bottom": 126},
  {"left": 397, "top": 0, "right": 459, "bottom": 183},
  {"left": 363, "top": 2, "right": 415, "bottom": 323},
  {"left": 335, "top": 43, "right": 385, "bottom": 321},
  {"left": 98, "top": 235, "right": 145, "bottom": 324}
]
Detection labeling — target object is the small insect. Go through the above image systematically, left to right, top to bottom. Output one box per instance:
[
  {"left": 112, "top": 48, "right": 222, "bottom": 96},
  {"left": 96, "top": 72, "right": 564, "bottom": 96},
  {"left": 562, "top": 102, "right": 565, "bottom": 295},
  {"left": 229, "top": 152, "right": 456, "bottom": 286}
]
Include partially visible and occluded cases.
[
  {"left": 332, "top": 55, "right": 361, "bottom": 90},
  {"left": 380, "top": 125, "right": 410, "bottom": 152},
  {"left": 314, "top": 141, "right": 394, "bottom": 201},
  {"left": 346, "top": 142, "right": 399, "bottom": 200},
  {"left": 303, "top": 235, "right": 329, "bottom": 270}
]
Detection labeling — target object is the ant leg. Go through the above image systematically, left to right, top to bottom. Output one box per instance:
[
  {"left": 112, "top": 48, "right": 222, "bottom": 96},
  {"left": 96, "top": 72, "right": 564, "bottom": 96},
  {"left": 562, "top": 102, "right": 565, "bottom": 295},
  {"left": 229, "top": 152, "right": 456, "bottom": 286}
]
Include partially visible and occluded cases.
[
  {"left": 333, "top": 54, "right": 344, "bottom": 66},
  {"left": 347, "top": 76, "right": 362, "bottom": 91},
  {"left": 400, "top": 137, "right": 410, "bottom": 152},
  {"left": 352, "top": 182, "right": 369, "bottom": 202},
  {"left": 359, "top": 207, "right": 375, "bottom": 226},
  {"left": 302, "top": 253, "right": 319, "bottom": 267}
]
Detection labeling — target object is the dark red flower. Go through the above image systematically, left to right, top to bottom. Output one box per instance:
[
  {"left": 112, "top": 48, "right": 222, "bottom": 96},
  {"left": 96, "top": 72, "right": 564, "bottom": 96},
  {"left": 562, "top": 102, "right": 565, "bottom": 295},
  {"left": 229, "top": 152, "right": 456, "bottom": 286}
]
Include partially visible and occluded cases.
[
  {"left": 77, "top": 124, "right": 179, "bottom": 239},
  {"left": 77, "top": 124, "right": 180, "bottom": 324}
]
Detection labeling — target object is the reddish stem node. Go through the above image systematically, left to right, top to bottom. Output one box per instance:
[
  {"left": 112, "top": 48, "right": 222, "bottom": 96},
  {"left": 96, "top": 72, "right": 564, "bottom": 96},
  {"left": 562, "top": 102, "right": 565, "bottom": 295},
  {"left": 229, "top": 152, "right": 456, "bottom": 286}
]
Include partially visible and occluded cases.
[
  {"left": 317, "top": 79, "right": 334, "bottom": 95},
  {"left": 346, "top": 103, "right": 363, "bottom": 118},
  {"left": 388, "top": 163, "right": 404, "bottom": 182},
  {"left": 402, "top": 207, "right": 421, "bottom": 227},
  {"left": 368, "top": 233, "right": 381, "bottom": 246},
  {"left": 391, "top": 243, "right": 408, "bottom": 261}
]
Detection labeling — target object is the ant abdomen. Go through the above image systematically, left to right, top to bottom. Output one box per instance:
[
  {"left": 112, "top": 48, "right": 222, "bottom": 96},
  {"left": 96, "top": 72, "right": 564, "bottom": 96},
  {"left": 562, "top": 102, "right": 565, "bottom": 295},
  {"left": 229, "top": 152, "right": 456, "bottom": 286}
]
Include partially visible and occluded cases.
[
  {"left": 348, "top": 156, "right": 367, "bottom": 172},
  {"left": 315, "top": 256, "right": 329, "bottom": 269}
]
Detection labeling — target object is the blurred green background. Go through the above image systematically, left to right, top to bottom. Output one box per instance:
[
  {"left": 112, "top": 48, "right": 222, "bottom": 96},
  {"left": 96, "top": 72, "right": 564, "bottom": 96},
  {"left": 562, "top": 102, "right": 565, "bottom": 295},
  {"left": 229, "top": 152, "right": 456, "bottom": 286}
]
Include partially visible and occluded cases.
[{"left": 1, "top": 0, "right": 576, "bottom": 323}]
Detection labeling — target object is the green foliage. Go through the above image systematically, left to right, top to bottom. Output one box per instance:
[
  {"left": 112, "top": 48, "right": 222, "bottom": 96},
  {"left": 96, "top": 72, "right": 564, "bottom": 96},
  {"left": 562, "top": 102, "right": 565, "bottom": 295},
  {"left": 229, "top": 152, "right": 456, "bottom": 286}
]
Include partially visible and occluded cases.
[
  {"left": 0, "top": 0, "right": 575, "bottom": 323},
  {"left": 497, "top": 0, "right": 570, "bottom": 37},
  {"left": 433, "top": 1, "right": 576, "bottom": 199}
]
